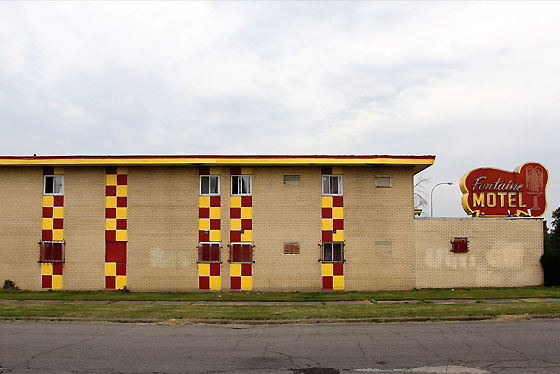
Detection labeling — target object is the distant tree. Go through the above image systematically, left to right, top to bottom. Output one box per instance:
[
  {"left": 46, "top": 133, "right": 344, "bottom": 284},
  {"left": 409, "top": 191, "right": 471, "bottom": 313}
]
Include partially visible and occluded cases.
[
  {"left": 414, "top": 177, "right": 429, "bottom": 211},
  {"left": 542, "top": 206, "right": 560, "bottom": 286},
  {"left": 551, "top": 207, "right": 560, "bottom": 236}
]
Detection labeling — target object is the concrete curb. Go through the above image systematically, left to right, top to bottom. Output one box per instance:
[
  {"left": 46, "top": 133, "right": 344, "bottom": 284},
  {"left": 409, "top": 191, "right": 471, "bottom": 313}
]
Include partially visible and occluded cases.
[{"left": 1, "top": 314, "right": 559, "bottom": 325}]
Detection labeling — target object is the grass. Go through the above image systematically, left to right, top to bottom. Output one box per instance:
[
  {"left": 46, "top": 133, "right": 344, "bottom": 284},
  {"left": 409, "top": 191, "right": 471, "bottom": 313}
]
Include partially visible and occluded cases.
[
  {"left": 1, "top": 287, "right": 560, "bottom": 302},
  {"left": 0, "top": 301, "right": 559, "bottom": 321}
]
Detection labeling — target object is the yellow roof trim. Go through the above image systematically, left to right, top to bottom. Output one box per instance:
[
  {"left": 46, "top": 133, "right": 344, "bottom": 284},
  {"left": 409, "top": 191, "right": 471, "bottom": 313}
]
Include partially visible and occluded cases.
[{"left": 0, "top": 156, "right": 435, "bottom": 166}]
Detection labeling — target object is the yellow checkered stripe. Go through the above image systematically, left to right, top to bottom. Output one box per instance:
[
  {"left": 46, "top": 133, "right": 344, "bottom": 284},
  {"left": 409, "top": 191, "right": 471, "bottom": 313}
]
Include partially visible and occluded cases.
[
  {"left": 41, "top": 167, "right": 64, "bottom": 289},
  {"left": 105, "top": 167, "right": 128, "bottom": 289},
  {"left": 198, "top": 167, "right": 221, "bottom": 290},
  {"left": 198, "top": 196, "right": 221, "bottom": 242},
  {"left": 41, "top": 263, "right": 63, "bottom": 289},
  {"left": 198, "top": 263, "right": 221, "bottom": 291},
  {"left": 230, "top": 263, "right": 252, "bottom": 290},
  {"left": 322, "top": 263, "right": 344, "bottom": 290}
]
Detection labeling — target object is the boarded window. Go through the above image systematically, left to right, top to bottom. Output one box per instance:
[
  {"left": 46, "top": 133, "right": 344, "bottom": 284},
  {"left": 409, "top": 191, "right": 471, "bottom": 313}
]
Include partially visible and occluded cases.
[
  {"left": 283, "top": 175, "right": 300, "bottom": 186},
  {"left": 375, "top": 176, "right": 392, "bottom": 188},
  {"left": 452, "top": 237, "right": 469, "bottom": 253},
  {"left": 39, "top": 241, "right": 65, "bottom": 263},
  {"left": 375, "top": 241, "right": 393, "bottom": 254},
  {"left": 283, "top": 242, "right": 300, "bottom": 254},
  {"left": 198, "top": 243, "right": 220, "bottom": 263},
  {"left": 231, "top": 243, "right": 253, "bottom": 263}
]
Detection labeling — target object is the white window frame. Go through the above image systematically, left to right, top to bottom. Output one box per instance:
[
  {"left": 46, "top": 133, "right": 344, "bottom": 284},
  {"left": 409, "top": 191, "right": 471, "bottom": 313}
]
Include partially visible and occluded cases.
[
  {"left": 43, "top": 175, "right": 64, "bottom": 196},
  {"left": 199, "top": 175, "right": 220, "bottom": 196},
  {"left": 231, "top": 175, "right": 252, "bottom": 196},
  {"left": 322, "top": 175, "right": 343, "bottom": 196},
  {"left": 375, "top": 175, "right": 392, "bottom": 188}
]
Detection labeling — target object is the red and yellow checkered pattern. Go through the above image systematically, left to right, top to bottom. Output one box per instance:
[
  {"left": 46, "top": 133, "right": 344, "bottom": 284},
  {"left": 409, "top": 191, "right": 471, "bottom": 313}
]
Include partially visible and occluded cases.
[
  {"left": 321, "top": 166, "right": 344, "bottom": 290},
  {"left": 41, "top": 167, "right": 64, "bottom": 289},
  {"left": 105, "top": 167, "right": 127, "bottom": 289},
  {"left": 198, "top": 167, "right": 221, "bottom": 290},
  {"left": 230, "top": 167, "right": 252, "bottom": 290},
  {"left": 230, "top": 263, "right": 252, "bottom": 290}
]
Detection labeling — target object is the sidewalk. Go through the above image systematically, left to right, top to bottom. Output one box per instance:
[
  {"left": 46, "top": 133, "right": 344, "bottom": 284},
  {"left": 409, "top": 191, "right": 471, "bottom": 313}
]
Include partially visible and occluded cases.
[{"left": 1, "top": 298, "right": 560, "bottom": 305}]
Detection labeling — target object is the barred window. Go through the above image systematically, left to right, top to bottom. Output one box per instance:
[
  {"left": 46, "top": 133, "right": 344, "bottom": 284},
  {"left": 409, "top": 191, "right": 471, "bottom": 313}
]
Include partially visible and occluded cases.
[
  {"left": 39, "top": 241, "right": 65, "bottom": 263},
  {"left": 198, "top": 242, "right": 220, "bottom": 263},
  {"left": 322, "top": 242, "right": 344, "bottom": 263},
  {"left": 231, "top": 243, "right": 253, "bottom": 263}
]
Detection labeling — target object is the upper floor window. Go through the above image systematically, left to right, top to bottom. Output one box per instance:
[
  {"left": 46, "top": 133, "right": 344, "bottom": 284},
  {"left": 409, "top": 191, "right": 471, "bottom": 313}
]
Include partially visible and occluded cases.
[
  {"left": 44, "top": 175, "right": 64, "bottom": 195},
  {"left": 200, "top": 175, "right": 220, "bottom": 195},
  {"left": 232, "top": 175, "right": 252, "bottom": 196},
  {"left": 322, "top": 175, "right": 342, "bottom": 195}
]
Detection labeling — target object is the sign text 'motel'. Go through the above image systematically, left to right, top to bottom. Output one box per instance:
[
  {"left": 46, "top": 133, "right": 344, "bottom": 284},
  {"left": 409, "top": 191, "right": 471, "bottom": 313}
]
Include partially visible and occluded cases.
[{"left": 460, "top": 162, "right": 548, "bottom": 217}]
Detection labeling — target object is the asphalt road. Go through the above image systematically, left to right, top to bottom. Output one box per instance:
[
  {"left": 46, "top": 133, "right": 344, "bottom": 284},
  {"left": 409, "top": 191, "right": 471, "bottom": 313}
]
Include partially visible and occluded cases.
[{"left": 0, "top": 319, "right": 559, "bottom": 374}]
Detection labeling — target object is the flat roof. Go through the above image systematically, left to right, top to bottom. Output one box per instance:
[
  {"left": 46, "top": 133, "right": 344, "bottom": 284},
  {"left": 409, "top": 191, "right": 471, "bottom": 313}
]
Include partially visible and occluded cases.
[{"left": 0, "top": 155, "right": 435, "bottom": 173}]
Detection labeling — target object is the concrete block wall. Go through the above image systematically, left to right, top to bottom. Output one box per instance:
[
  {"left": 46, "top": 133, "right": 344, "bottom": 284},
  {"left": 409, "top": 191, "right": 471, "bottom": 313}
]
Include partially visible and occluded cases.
[{"left": 415, "top": 217, "right": 544, "bottom": 288}]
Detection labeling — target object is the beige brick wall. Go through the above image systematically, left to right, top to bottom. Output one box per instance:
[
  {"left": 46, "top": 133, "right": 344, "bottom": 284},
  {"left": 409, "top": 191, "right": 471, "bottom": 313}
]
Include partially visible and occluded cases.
[
  {"left": 253, "top": 165, "right": 416, "bottom": 291},
  {"left": 252, "top": 166, "right": 322, "bottom": 291},
  {"left": 345, "top": 166, "right": 416, "bottom": 290},
  {"left": 0, "top": 167, "right": 42, "bottom": 290},
  {"left": 64, "top": 167, "right": 106, "bottom": 290},
  {"left": 127, "top": 167, "right": 199, "bottom": 291},
  {"left": 415, "top": 218, "right": 544, "bottom": 288}
]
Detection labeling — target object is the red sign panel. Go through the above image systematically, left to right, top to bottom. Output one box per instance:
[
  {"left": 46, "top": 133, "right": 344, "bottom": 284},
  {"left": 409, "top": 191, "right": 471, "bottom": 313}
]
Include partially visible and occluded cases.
[{"left": 460, "top": 162, "right": 548, "bottom": 217}]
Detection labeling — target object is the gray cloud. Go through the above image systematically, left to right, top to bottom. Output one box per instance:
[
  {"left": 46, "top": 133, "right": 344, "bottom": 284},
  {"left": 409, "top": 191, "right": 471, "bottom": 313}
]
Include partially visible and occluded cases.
[{"left": 0, "top": 1, "right": 559, "bottom": 222}]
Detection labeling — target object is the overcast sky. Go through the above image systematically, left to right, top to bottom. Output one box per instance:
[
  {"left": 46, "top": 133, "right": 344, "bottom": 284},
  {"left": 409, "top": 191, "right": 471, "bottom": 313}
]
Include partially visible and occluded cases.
[{"left": 0, "top": 2, "right": 558, "bottom": 223}]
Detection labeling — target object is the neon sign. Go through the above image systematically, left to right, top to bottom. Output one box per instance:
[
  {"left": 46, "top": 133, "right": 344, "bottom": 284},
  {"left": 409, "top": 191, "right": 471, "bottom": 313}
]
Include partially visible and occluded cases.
[{"left": 460, "top": 162, "right": 548, "bottom": 217}]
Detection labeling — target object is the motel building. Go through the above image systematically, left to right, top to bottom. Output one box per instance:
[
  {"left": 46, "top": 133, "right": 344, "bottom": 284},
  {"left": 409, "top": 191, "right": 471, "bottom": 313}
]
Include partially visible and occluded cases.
[{"left": 0, "top": 155, "right": 545, "bottom": 292}]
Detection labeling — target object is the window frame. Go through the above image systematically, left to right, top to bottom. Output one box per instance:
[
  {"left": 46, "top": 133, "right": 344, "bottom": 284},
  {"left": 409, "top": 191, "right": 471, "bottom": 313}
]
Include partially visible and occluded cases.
[
  {"left": 43, "top": 175, "right": 64, "bottom": 196},
  {"left": 199, "top": 175, "right": 220, "bottom": 196},
  {"left": 231, "top": 175, "right": 252, "bottom": 196},
  {"left": 322, "top": 175, "right": 343, "bottom": 196},
  {"left": 39, "top": 240, "right": 65, "bottom": 263},
  {"left": 322, "top": 241, "right": 344, "bottom": 263},
  {"left": 197, "top": 242, "right": 221, "bottom": 263},
  {"left": 230, "top": 242, "right": 253, "bottom": 263}
]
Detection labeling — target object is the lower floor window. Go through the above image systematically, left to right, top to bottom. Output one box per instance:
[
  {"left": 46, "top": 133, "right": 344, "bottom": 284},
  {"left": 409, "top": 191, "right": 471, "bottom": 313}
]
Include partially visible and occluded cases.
[
  {"left": 39, "top": 241, "right": 65, "bottom": 263},
  {"left": 198, "top": 242, "right": 220, "bottom": 263},
  {"left": 323, "top": 242, "right": 344, "bottom": 262},
  {"left": 231, "top": 243, "right": 253, "bottom": 263}
]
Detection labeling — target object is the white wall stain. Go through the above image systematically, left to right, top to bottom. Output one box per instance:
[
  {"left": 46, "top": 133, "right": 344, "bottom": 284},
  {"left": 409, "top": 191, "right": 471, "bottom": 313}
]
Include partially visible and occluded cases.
[{"left": 149, "top": 248, "right": 188, "bottom": 268}]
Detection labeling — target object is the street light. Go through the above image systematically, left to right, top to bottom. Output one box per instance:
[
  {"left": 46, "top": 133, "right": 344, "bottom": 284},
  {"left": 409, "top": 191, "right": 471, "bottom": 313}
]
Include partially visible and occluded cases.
[{"left": 430, "top": 182, "right": 453, "bottom": 217}]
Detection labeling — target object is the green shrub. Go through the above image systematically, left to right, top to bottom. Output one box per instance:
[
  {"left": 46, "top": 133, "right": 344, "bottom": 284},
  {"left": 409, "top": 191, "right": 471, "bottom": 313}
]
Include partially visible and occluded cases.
[{"left": 2, "top": 280, "right": 18, "bottom": 290}]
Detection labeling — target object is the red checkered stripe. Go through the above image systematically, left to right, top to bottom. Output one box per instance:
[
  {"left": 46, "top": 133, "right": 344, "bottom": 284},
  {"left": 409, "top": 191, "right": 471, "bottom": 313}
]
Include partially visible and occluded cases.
[
  {"left": 321, "top": 166, "right": 344, "bottom": 290},
  {"left": 41, "top": 167, "right": 64, "bottom": 289},
  {"left": 105, "top": 167, "right": 127, "bottom": 289},
  {"left": 198, "top": 167, "right": 221, "bottom": 290},
  {"left": 230, "top": 167, "right": 252, "bottom": 290}
]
